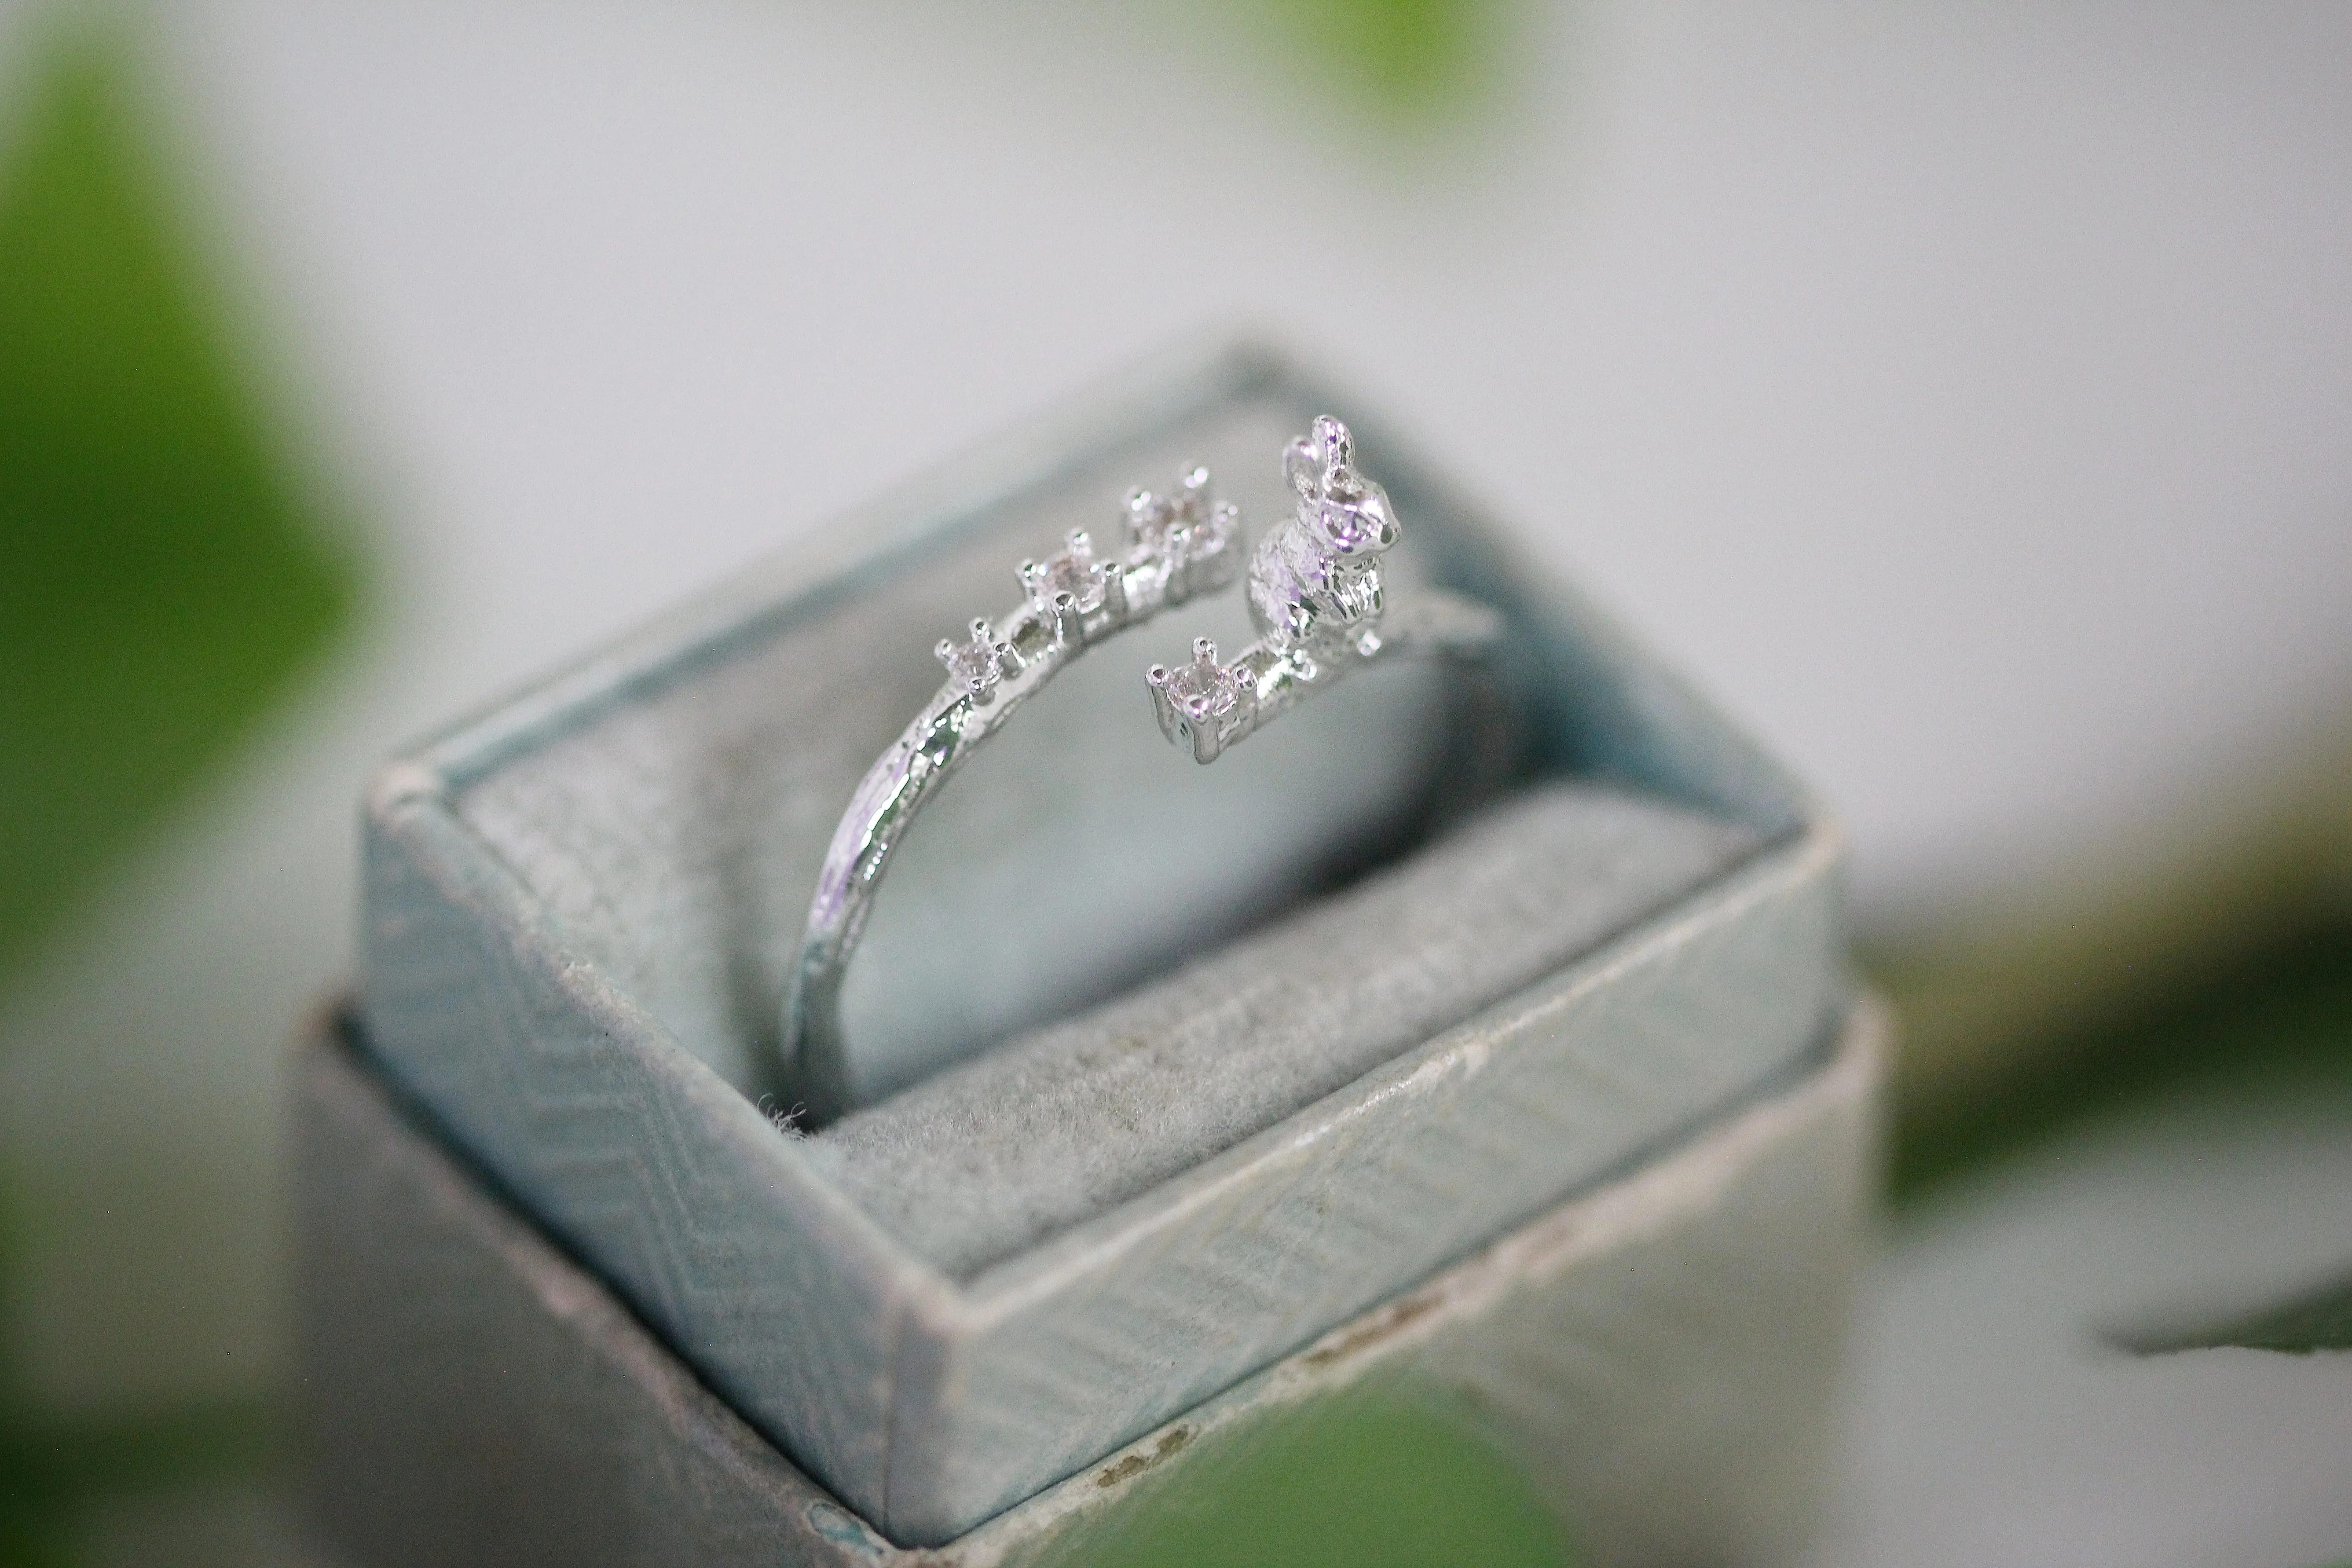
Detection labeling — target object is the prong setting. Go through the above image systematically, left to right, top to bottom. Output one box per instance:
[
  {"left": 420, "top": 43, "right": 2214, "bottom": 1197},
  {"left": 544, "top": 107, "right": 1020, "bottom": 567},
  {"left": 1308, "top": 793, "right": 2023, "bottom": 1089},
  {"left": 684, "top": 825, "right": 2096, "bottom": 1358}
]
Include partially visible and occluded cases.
[
  {"left": 1145, "top": 416, "right": 1495, "bottom": 765},
  {"left": 945, "top": 463, "right": 1245, "bottom": 706},
  {"left": 1123, "top": 464, "right": 1240, "bottom": 606},
  {"left": 1020, "top": 527, "right": 1118, "bottom": 646},
  {"left": 936, "top": 617, "right": 1011, "bottom": 702},
  {"left": 1146, "top": 638, "right": 1252, "bottom": 763}
]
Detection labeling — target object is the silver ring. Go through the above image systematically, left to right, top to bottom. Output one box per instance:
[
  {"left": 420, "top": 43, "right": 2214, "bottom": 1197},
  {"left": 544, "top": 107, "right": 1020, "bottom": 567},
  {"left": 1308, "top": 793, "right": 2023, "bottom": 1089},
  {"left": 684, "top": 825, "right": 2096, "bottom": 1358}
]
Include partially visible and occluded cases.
[{"left": 783, "top": 417, "right": 1500, "bottom": 1118}]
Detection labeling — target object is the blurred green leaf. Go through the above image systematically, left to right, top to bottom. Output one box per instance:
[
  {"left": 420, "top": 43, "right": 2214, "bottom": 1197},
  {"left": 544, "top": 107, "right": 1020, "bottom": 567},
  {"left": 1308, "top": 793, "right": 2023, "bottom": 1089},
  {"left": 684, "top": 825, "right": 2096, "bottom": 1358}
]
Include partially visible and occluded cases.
[
  {"left": 1227, "top": 0, "right": 1519, "bottom": 130},
  {"left": 0, "top": 23, "right": 353, "bottom": 1554},
  {"left": 0, "top": 26, "right": 356, "bottom": 981},
  {"left": 1874, "top": 716, "right": 2352, "bottom": 1142},
  {"left": 1886, "top": 917, "right": 2352, "bottom": 1207},
  {"left": 2112, "top": 1266, "right": 2352, "bottom": 1357},
  {"left": 0, "top": 1394, "right": 277, "bottom": 1561},
  {"left": 1034, "top": 1399, "right": 1576, "bottom": 1568}
]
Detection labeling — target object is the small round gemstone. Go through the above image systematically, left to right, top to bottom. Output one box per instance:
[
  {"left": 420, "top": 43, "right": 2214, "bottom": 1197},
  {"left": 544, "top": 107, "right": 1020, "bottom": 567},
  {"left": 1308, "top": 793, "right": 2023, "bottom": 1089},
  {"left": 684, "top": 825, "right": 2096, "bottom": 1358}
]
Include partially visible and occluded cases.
[
  {"left": 1166, "top": 466, "right": 1211, "bottom": 527},
  {"left": 1127, "top": 467, "right": 1220, "bottom": 563},
  {"left": 1126, "top": 492, "right": 1177, "bottom": 558},
  {"left": 1185, "top": 503, "right": 1235, "bottom": 562},
  {"left": 1038, "top": 552, "right": 1107, "bottom": 613},
  {"left": 941, "top": 632, "right": 1003, "bottom": 693},
  {"left": 1162, "top": 658, "right": 1239, "bottom": 720}
]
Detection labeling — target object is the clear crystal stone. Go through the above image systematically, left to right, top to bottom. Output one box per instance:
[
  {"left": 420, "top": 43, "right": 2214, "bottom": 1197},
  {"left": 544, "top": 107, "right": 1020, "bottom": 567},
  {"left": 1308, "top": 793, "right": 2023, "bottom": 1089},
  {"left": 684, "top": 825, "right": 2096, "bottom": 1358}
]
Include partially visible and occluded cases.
[
  {"left": 1126, "top": 465, "right": 1219, "bottom": 562},
  {"left": 1166, "top": 465, "right": 1211, "bottom": 527},
  {"left": 1125, "top": 489, "right": 1177, "bottom": 559},
  {"left": 1188, "top": 501, "right": 1235, "bottom": 562},
  {"left": 1026, "top": 530, "right": 1109, "bottom": 617},
  {"left": 1037, "top": 551, "right": 1106, "bottom": 612},
  {"left": 939, "top": 626, "right": 1004, "bottom": 694},
  {"left": 1162, "top": 657, "right": 1238, "bottom": 720}
]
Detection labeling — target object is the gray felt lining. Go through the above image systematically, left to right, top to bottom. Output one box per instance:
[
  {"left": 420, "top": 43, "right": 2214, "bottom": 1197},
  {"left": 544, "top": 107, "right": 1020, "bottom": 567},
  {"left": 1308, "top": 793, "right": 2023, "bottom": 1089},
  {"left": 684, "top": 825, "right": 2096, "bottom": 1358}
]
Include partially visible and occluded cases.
[{"left": 804, "top": 781, "right": 1764, "bottom": 1277}]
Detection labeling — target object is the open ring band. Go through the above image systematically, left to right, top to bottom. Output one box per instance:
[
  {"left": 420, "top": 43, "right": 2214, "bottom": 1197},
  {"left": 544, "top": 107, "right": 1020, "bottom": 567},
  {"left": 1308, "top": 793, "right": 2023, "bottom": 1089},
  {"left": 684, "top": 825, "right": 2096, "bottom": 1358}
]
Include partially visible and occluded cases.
[{"left": 783, "top": 418, "right": 1500, "bottom": 1119}]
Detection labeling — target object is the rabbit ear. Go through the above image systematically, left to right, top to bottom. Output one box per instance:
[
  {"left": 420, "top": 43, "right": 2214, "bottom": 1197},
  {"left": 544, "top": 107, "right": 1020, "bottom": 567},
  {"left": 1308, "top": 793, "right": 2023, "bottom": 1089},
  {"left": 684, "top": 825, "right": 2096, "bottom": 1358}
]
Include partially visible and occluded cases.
[
  {"left": 1311, "top": 415, "right": 1352, "bottom": 475},
  {"left": 1284, "top": 435, "right": 1321, "bottom": 496}
]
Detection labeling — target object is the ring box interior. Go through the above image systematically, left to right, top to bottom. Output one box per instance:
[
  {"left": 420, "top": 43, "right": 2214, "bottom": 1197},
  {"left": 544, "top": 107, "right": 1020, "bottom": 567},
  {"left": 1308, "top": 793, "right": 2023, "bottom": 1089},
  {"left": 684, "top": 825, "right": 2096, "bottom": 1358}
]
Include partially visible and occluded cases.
[{"left": 359, "top": 344, "right": 1848, "bottom": 1544}]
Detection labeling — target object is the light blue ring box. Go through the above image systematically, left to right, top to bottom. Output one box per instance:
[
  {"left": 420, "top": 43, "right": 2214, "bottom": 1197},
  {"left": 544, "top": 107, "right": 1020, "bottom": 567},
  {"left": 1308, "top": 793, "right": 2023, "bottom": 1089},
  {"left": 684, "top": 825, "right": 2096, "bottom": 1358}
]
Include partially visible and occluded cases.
[{"left": 360, "top": 343, "right": 1846, "bottom": 1545}]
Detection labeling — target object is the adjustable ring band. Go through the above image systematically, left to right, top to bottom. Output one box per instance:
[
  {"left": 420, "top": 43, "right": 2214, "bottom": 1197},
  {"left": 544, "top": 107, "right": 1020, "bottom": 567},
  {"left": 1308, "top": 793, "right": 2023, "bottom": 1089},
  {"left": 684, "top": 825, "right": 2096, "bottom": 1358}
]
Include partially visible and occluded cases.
[
  {"left": 783, "top": 417, "right": 1501, "bottom": 1119},
  {"left": 783, "top": 469, "right": 1242, "bottom": 1120}
]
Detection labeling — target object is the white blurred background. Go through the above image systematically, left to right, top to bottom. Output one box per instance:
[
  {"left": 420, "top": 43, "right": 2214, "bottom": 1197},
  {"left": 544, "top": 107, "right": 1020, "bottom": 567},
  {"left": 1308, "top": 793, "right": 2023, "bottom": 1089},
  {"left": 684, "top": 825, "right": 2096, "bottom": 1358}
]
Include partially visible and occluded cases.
[{"left": 1, "top": 3, "right": 2347, "bottom": 1563}]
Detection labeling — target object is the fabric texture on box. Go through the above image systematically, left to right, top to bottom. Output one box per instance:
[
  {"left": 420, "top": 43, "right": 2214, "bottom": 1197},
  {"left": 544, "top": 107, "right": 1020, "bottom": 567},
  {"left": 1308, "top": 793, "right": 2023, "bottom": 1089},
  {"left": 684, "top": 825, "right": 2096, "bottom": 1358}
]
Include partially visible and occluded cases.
[
  {"left": 805, "top": 782, "right": 1763, "bottom": 1277},
  {"left": 297, "top": 1004, "right": 1883, "bottom": 1568}
]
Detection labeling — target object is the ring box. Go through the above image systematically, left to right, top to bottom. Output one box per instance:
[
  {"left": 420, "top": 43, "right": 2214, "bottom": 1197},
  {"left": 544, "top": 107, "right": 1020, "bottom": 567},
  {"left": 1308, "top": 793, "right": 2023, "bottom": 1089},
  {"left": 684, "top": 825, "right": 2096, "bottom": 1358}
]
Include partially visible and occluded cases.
[
  {"left": 355, "top": 343, "right": 1857, "bottom": 1546},
  {"left": 297, "top": 1001, "right": 1882, "bottom": 1567}
]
